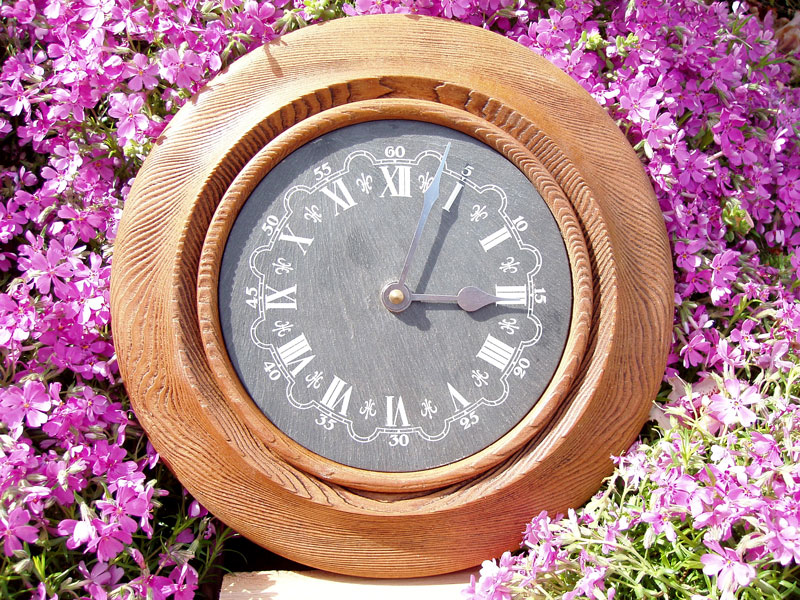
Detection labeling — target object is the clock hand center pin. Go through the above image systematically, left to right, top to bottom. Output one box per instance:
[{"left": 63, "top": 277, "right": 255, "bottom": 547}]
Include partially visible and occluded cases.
[{"left": 381, "top": 143, "right": 450, "bottom": 313}]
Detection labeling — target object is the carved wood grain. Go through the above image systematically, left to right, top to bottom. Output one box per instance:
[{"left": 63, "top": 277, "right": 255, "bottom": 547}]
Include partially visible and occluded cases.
[
  {"left": 110, "top": 15, "right": 673, "bottom": 577},
  {"left": 196, "top": 99, "right": 593, "bottom": 493}
]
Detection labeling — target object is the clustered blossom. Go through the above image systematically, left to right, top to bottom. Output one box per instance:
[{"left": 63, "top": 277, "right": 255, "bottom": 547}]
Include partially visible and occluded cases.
[
  {"left": 0, "top": 0, "right": 284, "bottom": 596},
  {"left": 2, "top": 0, "right": 799, "bottom": 598},
  {"left": 453, "top": 0, "right": 798, "bottom": 597}
]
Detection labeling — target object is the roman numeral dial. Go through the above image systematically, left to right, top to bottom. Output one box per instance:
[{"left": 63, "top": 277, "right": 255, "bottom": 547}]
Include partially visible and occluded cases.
[{"left": 216, "top": 119, "right": 572, "bottom": 474}]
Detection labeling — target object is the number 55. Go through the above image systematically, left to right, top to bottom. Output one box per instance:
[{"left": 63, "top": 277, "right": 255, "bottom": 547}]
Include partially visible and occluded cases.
[{"left": 314, "top": 162, "right": 331, "bottom": 181}]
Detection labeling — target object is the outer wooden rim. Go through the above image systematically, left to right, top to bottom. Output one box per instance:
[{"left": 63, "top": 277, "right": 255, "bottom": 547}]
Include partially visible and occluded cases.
[
  {"left": 110, "top": 15, "right": 672, "bottom": 577},
  {"left": 196, "top": 99, "right": 593, "bottom": 493}
]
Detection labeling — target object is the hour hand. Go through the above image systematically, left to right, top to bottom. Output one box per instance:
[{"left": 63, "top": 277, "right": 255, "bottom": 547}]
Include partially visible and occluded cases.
[{"left": 410, "top": 286, "right": 521, "bottom": 312}]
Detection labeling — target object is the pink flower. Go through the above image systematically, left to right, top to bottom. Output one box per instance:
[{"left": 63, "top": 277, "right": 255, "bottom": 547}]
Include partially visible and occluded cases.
[
  {"left": 441, "top": 0, "right": 472, "bottom": 18},
  {"left": 159, "top": 49, "right": 203, "bottom": 89},
  {"left": 125, "top": 54, "right": 159, "bottom": 91},
  {"left": 619, "top": 77, "right": 663, "bottom": 123},
  {"left": 0, "top": 80, "right": 31, "bottom": 116},
  {"left": 107, "top": 93, "right": 149, "bottom": 141},
  {"left": 641, "top": 106, "right": 677, "bottom": 149},
  {"left": 674, "top": 239, "right": 704, "bottom": 271},
  {"left": 22, "top": 244, "right": 74, "bottom": 295},
  {"left": 708, "top": 250, "right": 739, "bottom": 304},
  {"left": 728, "top": 319, "right": 760, "bottom": 352},
  {"left": 680, "top": 331, "right": 710, "bottom": 367},
  {"left": 708, "top": 379, "right": 759, "bottom": 428},
  {"left": 1, "top": 380, "right": 52, "bottom": 428},
  {"left": 96, "top": 485, "right": 150, "bottom": 536},
  {"left": 0, "top": 508, "right": 38, "bottom": 556},
  {"left": 764, "top": 510, "right": 800, "bottom": 566},
  {"left": 641, "top": 511, "right": 677, "bottom": 547},
  {"left": 57, "top": 518, "right": 97, "bottom": 550},
  {"left": 86, "top": 520, "right": 132, "bottom": 561},
  {"left": 701, "top": 541, "right": 755, "bottom": 599},
  {"left": 474, "top": 552, "right": 515, "bottom": 600},
  {"left": 77, "top": 560, "right": 124, "bottom": 600},
  {"left": 164, "top": 564, "right": 199, "bottom": 600}
]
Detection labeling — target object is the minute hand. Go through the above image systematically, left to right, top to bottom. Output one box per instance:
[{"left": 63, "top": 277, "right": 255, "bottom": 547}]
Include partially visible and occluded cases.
[
  {"left": 396, "top": 143, "right": 451, "bottom": 288},
  {"left": 410, "top": 286, "right": 509, "bottom": 312}
]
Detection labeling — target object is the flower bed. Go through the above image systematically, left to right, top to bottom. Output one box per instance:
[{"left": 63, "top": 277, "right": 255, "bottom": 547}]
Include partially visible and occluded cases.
[{"left": 1, "top": 1, "right": 798, "bottom": 598}]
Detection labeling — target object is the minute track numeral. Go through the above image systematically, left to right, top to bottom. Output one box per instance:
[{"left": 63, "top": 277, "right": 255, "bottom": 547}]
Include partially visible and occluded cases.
[{"left": 476, "top": 334, "right": 515, "bottom": 371}]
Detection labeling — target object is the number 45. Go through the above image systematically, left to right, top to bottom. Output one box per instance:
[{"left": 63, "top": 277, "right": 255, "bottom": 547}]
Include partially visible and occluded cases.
[{"left": 245, "top": 287, "right": 258, "bottom": 309}]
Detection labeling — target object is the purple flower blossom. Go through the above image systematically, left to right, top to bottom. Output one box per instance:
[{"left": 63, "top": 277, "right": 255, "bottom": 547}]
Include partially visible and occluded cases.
[
  {"left": 2, "top": 0, "right": 800, "bottom": 597},
  {"left": 159, "top": 49, "right": 203, "bottom": 89},
  {"left": 125, "top": 54, "right": 160, "bottom": 91},
  {"left": 107, "top": 93, "right": 149, "bottom": 143},
  {"left": 708, "top": 379, "right": 760, "bottom": 428},
  {"left": 1, "top": 380, "right": 52, "bottom": 429},
  {"left": 0, "top": 507, "right": 38, "bottom": 556},
  {"left": 701, "top": 541, "right": 756, "bottom": 599},
  {"left": 467, "top": 552, "right": 515, "bottom": 600},
  {"left": 77, "top": 560, "right": 125, "bottom": 600},
  {"left": 163, "top": 564, "right": 199, "bottom": 600}
]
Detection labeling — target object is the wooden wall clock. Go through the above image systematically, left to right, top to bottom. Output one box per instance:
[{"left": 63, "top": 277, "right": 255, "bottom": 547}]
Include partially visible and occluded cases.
[{"left": 110, "top": 15, "right": 673, "bottom": 578}]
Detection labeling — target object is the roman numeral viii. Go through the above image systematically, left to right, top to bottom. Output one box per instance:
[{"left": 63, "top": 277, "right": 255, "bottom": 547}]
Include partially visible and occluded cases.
[{"left": 276, "top": 333, "right": 314, "bottom": 376}]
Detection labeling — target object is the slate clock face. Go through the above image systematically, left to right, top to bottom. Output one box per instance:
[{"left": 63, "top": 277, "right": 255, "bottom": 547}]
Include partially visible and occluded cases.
[{"left": 217, "top": 120, "right": 572, "bottom": 472}]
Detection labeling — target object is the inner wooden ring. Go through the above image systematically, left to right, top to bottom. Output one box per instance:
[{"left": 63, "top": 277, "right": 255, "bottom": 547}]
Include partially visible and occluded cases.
[{"left": 196, "top": 99, "right": 593, "bottom": 493}]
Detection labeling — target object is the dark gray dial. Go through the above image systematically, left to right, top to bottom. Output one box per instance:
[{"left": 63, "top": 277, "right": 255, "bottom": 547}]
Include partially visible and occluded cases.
[{"left": 218, "top": 120, "right": 572, "bottom": 472}]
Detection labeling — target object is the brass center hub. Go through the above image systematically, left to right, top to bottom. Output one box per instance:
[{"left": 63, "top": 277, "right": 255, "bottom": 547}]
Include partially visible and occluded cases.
[{"left": 381, "top": 282, "right": 412, "bottom": 313}]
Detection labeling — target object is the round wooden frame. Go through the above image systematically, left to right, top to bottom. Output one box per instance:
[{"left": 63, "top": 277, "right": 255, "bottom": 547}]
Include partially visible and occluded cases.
[
  {"left": 110, "top": 15, "right": 672, "bottom": 577},
  {"left": 197, "top": 99, "right": 594, "bottom": 493}
]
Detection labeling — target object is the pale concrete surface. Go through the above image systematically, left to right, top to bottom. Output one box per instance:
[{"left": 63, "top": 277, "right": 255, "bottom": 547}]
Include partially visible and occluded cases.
[{"left": 220, "top": 569, "right": 474, "bottom": 599}]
